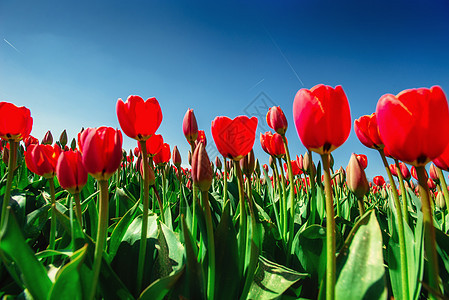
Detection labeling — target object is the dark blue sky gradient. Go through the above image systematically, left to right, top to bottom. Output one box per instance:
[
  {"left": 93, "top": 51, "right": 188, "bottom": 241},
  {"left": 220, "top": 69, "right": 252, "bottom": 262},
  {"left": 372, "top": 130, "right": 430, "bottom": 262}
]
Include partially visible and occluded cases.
[{"left": 1, "top": 0, "right": 449, "bottom": 179}]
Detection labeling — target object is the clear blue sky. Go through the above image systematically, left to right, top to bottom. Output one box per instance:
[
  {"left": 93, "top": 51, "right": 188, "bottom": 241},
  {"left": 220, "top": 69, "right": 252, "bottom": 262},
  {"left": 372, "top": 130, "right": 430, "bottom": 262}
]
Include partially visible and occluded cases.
[{"left": 1, "top": 0, "right": 449, "bottom": 180}]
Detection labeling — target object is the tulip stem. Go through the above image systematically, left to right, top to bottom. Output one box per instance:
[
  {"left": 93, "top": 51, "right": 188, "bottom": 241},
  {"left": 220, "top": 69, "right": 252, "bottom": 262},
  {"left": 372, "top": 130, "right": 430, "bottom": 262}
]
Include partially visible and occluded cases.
[
  {"left": 282, "top": 135, "right": 296, "bottom": 266},
  {"left": 1, "top": 140, "right": 17, "bottom": 229},
  {"left": 136, "top": 141, "right": 150, "bottom": 294},
  {"left": 191, "top": 144, "right": 198, "bottom": 239},
  {"left": 378, "top": 149, "right": 409, "bottom": 300},
  {"left": 321, "top": 153, "right": 335, "bottom": 300},
  {"left": 223, "top": 157, "right": 228, "bottom": 209},
  {"left": 278, "top": 157, "right": 288, "bottom": 242},
  {"left": 394, "top": 159, "right": 409, "bottom": 225},
  {"left": 235, "top": 160, "right": 247, "bottom": 278},
  {"left": 416, "top": 166, "right": 440, "bottom": 299},
  {"left": 436, "top": 167, "right": 449, "bottom": 215},
  {"left": 49, "top": 178, "right": 57, "bottom": 255},
  {"left": 89, "top": 179, "right": 109, "bottom": 300},
  {"left": 201, "top": 190, "right": 215, "bottom": 300},
  {"left": 73, "top": 192, "right": 82, "bottom": 227},
  {"left": 357, "top": 196, "right": 365, "bottom": 216}
]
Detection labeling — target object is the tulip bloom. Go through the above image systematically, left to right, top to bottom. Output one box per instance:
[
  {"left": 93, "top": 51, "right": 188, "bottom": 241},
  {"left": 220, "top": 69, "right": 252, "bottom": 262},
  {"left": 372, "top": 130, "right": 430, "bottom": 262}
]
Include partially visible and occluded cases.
[
  {"left": 293, "top": 84, "right": 351, "bottom": 154},
  {"left": 376, "top": 86, "right": 449, "bottom": 166},
  {"left": 116, "top": 95, "right": 162, "bottom": 141},
  {"left": 0, "top": 102, "right": 33, "bottom": 142},
  {"left": 266, "top": 106, "right": 288, "bottom": 135},
  {"left": 183, "top": 108, "right": 199, "bottom": 145},
  {"left": 354, "top": 113, "right": 383, "bottom": 149},
  {"left": 211, "top": 116, "right": 258, "bottom": 161},
  {"left": 78, "top": 127, "right": 123, "bottom": 181},
  {"left": 196, "top": 130, "right": 207, "bottom": 146},
  {"left": 260, "top": 131, "right": 285, "bottom": 157},
  {"left": 138, "top": 134, "right": 163, "bottom": 157},
  {"left": 24, "top": 135, "right": 39, "bottom": 149},
  {"left": 153, "top": 143, "right": 171, "bottom": 166},
  {"left": 433, "top": 143, "right": 449, "bottom": 172},
  {"left": 25, "top": 144, "right": 62, "bottom": 178},
  {"left": 172, "top": 145, "right": 181, "bottom": 166},
  {"left": 56, "top": 150, "right": 88, "bottom": 194},
  {"left": 356, "top": 154, "right": 368, "bottom": 169},
  {"left": 373, "top": 175, "right": 385, "bottom": 187}
]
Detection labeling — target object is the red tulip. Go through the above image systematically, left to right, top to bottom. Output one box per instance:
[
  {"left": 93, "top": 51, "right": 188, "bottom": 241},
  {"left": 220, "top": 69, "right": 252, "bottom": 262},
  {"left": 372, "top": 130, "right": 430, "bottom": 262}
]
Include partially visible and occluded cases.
[
  {"left": 293, "top": 84, "right": 351, "bottom": 154},
  {"left": 376, "top": 86, "right": 449, "bottom": 166},
  {"left": 116, "top": 95, "right": 162, "bottom": 141},
  {"left": 0, "top": 102, "right": 33, "bottom": 141},
  {"left": 266, "top": 106, "right": 288, "bottom": 135},
  {"left": 183, "top": 108, "right": 198, "bottom": 145},
  {"left": 354, "top": 113, "right": 383, "bottom": 150},
  {"left": 211, "top": 115, "right": 258, "bottom": 161},
  {"left": 78, "top": 127, "right": 123, "bottom": 181},
  {"left": 196, "top": 130, "right": 207, "bottom": 146},
  {"left": 260, "top": 132, "right": 285, "bottom": 157},
  {"left": 138, "top": 134, "right": 163, "bottom": 157},
  {"left": 24, "top": 135, "right": 39, "bottom": 149},
  {"left": 153, "top": 143, "right": 171, "bottom": 166},
  {"left": 191, "top": 143, "right": 213, "bottom": 192},
  {"left": 433, "top": 143, "right": 449, "bottom": 172},
  {"left": 25, "top": 144, "right": 62, "bottom": 178},
  {"left": 172, "top": 145, "right": 181, "bottom": 166},
  {"left": 56, "top": 150, "right": 88, "bottom": 194},
  {"left": 346, "top": 153, "right": 369, "bottom": 199},
  {"left": 296, "top": 154, "right": 304, "bottom": 171},
  {"left": 356, "top": 154, "right": 368, "bottom": 169},
  {"left": 215, "top": 156, "right": 222, "bottom": 169},
  {"left": 398, "top": 162, "right": 411, "bottom": 180},
  {"left": 429, "top": 163, "right": 439, "bottom": 181},
  {"left": 389, "top": 164, "right": 398, "bottom": 177},
  {"left": 411, "top": 166, "right": 418, "bottom": 180},
  {"left": 373, "top": 175, "right": 385, "bottom": 187},
  {"left": 428, "top": 178, "right": 436, "bottom": 190}
]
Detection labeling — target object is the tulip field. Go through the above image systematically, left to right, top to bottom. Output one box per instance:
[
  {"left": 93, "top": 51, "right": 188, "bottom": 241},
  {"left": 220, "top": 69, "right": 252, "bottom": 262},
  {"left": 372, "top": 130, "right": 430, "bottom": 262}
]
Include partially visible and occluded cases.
[{"left": 1, "top": 85, "right": 449, "bottom": 300}]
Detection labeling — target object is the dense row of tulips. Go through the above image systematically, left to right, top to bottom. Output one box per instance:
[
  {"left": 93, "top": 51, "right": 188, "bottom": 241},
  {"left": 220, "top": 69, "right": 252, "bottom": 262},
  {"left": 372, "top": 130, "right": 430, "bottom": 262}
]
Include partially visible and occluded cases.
[{"left": 0, "top": 84, "right": 448, "bottom": 299}]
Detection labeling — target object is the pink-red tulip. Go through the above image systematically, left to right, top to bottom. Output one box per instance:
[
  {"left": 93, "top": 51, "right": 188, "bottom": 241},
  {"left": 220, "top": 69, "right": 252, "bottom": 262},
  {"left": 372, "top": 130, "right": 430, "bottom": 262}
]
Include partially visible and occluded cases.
[
  {"left": 293, "top": 84, "right": 351, "bottom": 154},
  {"left": 376, "top": 86, "right": 449, "bottom": 166},
  {"left": 116, "top": 95, "right": 162, "bottom": 141},
  {"left": 0, "top": 102, "right": 33, "bottom": 141},
  {"left": 266, "top": 106, "right": 288, "bottom": 135},
  {"left": 183, "top": 108, "right": 198, "bottom": 145},
  {"left": 354, "top": 113, "right": 383, "bottom": 149},
  {"left": 211, "top": 116, "right": 258, "bottom": 161},
  {"left": 78, "top": 127, "right": 123, "bottom": 181},
  {"left": 153, "top": 143, "right": 171, "bottom": 166},
  {"left": 191, "top": 143, "right": 213, "bottom": 192},
  {"left": 25, "top": 144, "right": 62, "bottom": 178},
  {"left": 56, "top": 150, "right": 88, "bottom": 194},
  {"left": 346, "top": 153, "right": 369, "bottom": 199},
  {"left": 373, "top": 175, "right": 385, "bottom": 187}
]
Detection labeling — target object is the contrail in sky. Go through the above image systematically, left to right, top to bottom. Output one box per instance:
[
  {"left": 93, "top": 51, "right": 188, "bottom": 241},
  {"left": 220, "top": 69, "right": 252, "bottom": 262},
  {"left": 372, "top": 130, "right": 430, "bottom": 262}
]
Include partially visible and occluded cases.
[
  {"left": 263, "top": 28, "right": 304, "bottom": 86},
  {"left": 3, "top": 38, "right": 21, "bottom": 54},
  {"left": 249, "top": 78, "right": 265, "bottom": 91}
]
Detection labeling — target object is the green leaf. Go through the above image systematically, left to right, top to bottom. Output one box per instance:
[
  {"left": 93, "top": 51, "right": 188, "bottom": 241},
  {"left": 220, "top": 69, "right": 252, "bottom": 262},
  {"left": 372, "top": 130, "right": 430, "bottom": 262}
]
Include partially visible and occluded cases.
[
  {"left": 214, "top": 201, "right": 240, "bottom": 300},
  {"left": 0, "top": 208, "right": 52, "bottom": 300},
  {"left": 335, "top": 210, "right": 387, "bottom": 300},
  {"left": 48, "top": 244, "right": 88, "bottom": 300},
  {"left": 248, "top": 256, "right": 307, "bottom": 299},
  {"left": 139, "top": 266, "right": 184, "bottom": 300}
]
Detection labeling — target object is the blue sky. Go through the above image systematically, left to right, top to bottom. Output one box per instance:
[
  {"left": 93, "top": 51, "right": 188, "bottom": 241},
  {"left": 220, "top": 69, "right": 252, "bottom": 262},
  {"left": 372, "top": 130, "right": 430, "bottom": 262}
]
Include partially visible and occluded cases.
[{"left": 1, "top": 0, "right": 449, "bottom": 179}]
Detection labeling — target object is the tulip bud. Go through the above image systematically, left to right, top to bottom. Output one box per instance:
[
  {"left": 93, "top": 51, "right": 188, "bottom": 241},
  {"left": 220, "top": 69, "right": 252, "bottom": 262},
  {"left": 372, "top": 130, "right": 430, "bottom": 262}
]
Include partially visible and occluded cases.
[
  {"left": 266, "top": 106, "right": 288, "bottom": 135},
  {"left": 183, "top": 109, "right": 198, "bottom": 145},
  {"left": 42, "top": 130, "right": 53, "bottom": 145},
  {"left": 59, "top": 130, "right": 68, "bottom": 147},
  {"left": 70, "top": 138, "right": 76, "bottom": 150},
  {"left": 191, "top": 143, "right": 213, "bottom": 192},
  {"left": 172, "top": 145, "right": 181, "bottom": 167},
  {"left": 2, "top": 146, "right": 9, "bottom": 166},
  {"left": 240, "top": 149, "right": 255, "bottom": 176},
  {"left": 188, "top": 150, "right": 192, "bottom": 165},
  {"left": 303, "top": 152, "right": 311, "bottom": 173},
  {"left": 346, "top": 153, "right": 369, "bottom": 199},
  {"left": 296, "top": 154, "right": 304, "bottom": 171},
  {"left": 215, "top": 156, "right": 222, "bottom": 170},
  {"left": 269, "top": 156, "right": 275, "bottom": 167},
  {"left": 255, "top": 159, "right": 261, "bottom": 175},
  {"left": 398, "top": 162, "right": 411, "bottom": 180},
  {"left": 429, "top": 163, "right": 439, "bottom": 182},
  {"left": 263, "top": 164, "right": 269, "bottom": 173},
  {"left": 389, "top": 164, "right": 398, "bottom": 177},
  {"left": 336, "top": 166, "right": 345, "bottom": 186},
  {"left": 427, "top": 178, "right": 436, "bottom": 190},
  {"left": 409, "top": 180, "right": 415, "bottom": 190},
  {"left": 436, "top": 191, "right": 446, "bottom": 209}
]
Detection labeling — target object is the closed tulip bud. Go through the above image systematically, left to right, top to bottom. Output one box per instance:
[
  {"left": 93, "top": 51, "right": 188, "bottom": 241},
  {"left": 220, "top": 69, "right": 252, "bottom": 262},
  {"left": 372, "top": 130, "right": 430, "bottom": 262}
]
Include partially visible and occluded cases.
[
  {"left": 266, "top": 106, "right": 288, "bottom": 135},
  {"left": 183, "top": 109, "right": 198, "bottom": 145},
  {"left": 42, "top": 130, "right": 53, "bottom": 145},
  {"left": 59, "top": 130, "right": 68, "bottom": 147},
  {"left": 70, "top": 138, "right": 76, "bottom": 150},
  {"left": 191, "top": 143, "right": 213, "bottom": 192},
  {"left": 172, "top": 145, "right": 181, "bottom": 167},
  {"left": 134, "top": 147, "right": 140, "bottom": 157},
  {"left": 240, "top": 149, "right": 255, "bottom": 176},
  {"left": 346, "top": 153, "right": 369, "bottom": 199},
  {"left": 296, "top": 154, "right": 304, "bottom": 171},
  {"left": 269, "top": 155, "right": 275, "bottom": 167},
  {"left": 215, "top": 156, "right": 222, "bottom": 170},
  {"left": 255, "top": 159, "right": 261, "bottom": 175},
  {"left": 429, "top": 163, "right": 439, "bottom": 182},
  {"left": 263, "top": 164, "right": 269, "bottom": 173},
  {"left": 336, "top": 166, "right": 345, "bottom": 186},
  {"left": 427, "top": 178, "right": 436, "bottom": 190},
  {"left": 436, "top": 192, "right": 446, "bottom": 209}
]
